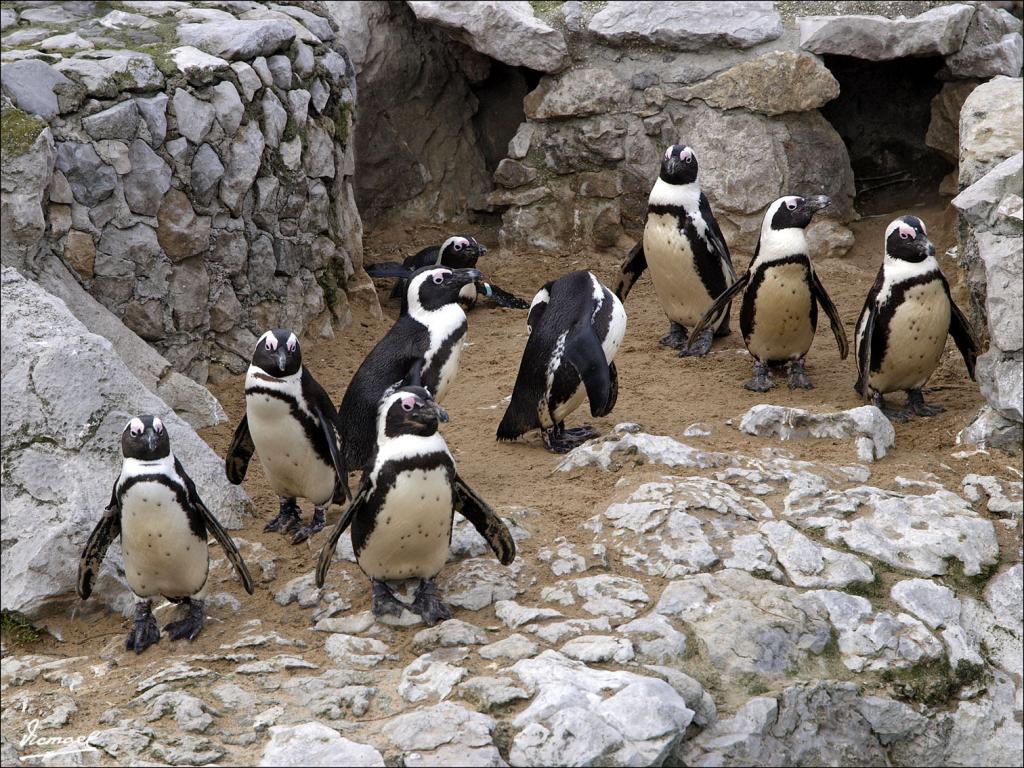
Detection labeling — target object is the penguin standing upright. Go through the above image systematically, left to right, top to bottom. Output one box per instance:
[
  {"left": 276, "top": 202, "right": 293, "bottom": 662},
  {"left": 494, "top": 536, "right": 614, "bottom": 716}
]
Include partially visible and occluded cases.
[
  {"left": 614, "top": 144, "right": 735, "bottom": 357},
  {"left": 689, "top": 196, "right": 848, "bottom": 390},
  {"left": 854, "top": 215, "right": 978, "bottom": 420},
  {"left": 366, "top": 235, "right": 528, "bottom": 310},
  {"left": 337, "top": 265, "right": 482, "bottom": 474},
  {"left": 497, "top": 270, "right": 627, "bottom": 452},
  {"left": 225, "top": 329, "right": 348, "bottom": 545},
  {"left": 317, "top": 386, "right": 515, "bottom": 625},
  {"left": 78, "top": 416, "right": 254, "bottom": 653}
]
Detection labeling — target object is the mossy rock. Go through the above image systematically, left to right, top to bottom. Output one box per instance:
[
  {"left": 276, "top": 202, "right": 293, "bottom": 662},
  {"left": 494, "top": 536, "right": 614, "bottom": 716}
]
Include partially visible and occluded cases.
[
  {"left": 1, "top": 105, "right": 46, "bottom": 159},
  {"left": 1, "top": 609, "right": 42, "bottom": 645},
  {"left": 881, "top": 658, "right": 987, "bottom": 706}
]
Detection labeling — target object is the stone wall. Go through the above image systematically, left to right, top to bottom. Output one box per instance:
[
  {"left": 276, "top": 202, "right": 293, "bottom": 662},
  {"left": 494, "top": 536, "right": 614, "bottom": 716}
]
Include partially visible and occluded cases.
[{"left": 1, "top": 1, "right": 371, "bottom": 385}]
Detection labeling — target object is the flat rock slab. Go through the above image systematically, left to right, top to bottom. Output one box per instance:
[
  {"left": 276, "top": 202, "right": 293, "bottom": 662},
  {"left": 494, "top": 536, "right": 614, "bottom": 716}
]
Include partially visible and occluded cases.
[
  {"left": 588, "top": 1, "right": 783, "bottom": 50},
  {"left": 799, "top": 5, "right": 974, "bottom": 60},
  {"left": 176, "top": 19, "right": 296, "bottom": 61},
  {"left": 740, "top": 404, "right": 895, "bottom": 462}
]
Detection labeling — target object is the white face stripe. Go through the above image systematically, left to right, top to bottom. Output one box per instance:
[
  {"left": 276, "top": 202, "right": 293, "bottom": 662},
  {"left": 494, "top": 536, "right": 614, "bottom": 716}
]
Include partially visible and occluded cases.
[
  {"left": 258, "top": 330, "right": 278, "bottom": 351},
  {"left": 286, "top": 332, "right": 298, "bottom": 352},
  {"left": 128, "top": 417, "right": 145, "bottom": 436},
  {"left": 152, "top": 417, "right": 163, "bottom": 433}
]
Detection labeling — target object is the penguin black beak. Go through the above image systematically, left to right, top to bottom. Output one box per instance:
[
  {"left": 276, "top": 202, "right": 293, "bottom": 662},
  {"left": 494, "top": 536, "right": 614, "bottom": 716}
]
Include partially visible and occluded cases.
[
  {"left": 803, "top": 195, "right": 832, "bottom": 214},
  {"left": 924, "top": 240, "right": 936, "bottom": 259},
  {"left": 478, "top": 244, "right": 488, "bottom": 256},
  {"left": 452, "top": 268, "right": 483, "bottom": 286},
  {"left": 276, "top": 349, "right": 288, "bottom": 373},
  {"left": 411, "top": 402, "right": 449, "bottom": 426},
  {"left": 432, "top": 403, "right": 450, "bottom": 423},
  {"left": 144, "top": 431, "right": 158, "bottom": 452}
]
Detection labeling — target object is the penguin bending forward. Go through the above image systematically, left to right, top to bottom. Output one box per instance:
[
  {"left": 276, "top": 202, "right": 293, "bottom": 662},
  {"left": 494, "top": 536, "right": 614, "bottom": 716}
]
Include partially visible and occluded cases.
[
  {"left": 614, "top": 144, "right": 735, "bottom": 357},
  {"left": 689, "top": 196, "right": 848, "bottom": 390},
  {"left": 854, "top": 215, "right": 978, "bottom": 421},
  {"left": 366, "top": 235, "right": 529, "bottom": 310},
  {"left": 337, "top": 266, "right": 481, "bottom": 474},
  {"left": 498, "top": 270, "right": 627, "bottom": 453},
  {"left": 225, "top": 330, "right": 349, "bottom": 545},
  {"left": 317, "top": 386, "right": 516, "bottom": 625},
  {"left": 78, "top": 416, "right": 254, "bottom": 653}
]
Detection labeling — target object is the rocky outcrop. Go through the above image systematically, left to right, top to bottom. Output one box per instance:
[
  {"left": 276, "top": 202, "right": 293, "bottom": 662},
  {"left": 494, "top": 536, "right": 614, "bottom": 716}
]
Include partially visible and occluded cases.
[{"left": 0, "top": 267, "right": 251, "bottom": 618}]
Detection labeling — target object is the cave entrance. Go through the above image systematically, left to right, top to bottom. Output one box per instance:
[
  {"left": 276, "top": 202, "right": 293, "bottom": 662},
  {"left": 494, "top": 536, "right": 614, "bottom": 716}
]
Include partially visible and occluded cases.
[
  {"left": 819, "top": 55, "right": 954, "bottom": 215},
  {"left": 470, "top": 62, "right": 541, "bottom": 178}
]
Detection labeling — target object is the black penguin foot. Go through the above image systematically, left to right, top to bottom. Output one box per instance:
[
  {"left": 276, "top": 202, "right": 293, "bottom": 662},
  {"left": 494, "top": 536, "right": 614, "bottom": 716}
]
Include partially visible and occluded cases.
[
  {"left": 659, "top": 322, "right": 689, "bottom": 350},
  {"left": 679, "top": 327, "right": 714, "bottom": 357},
  {"left": 787, "top": 358, "right": 814, "bottom": 390},
  {"left": 744, "top": 361, "right": 775, "bottom": 392},
  {"left": 907, "top": 389, "right": 945, "bottom": 417},
  {"left": 873, "top": 392, "right": 911, "bottom": 423},
  {"left": 563, "top": 424, "right": 600, "bottom": 440},
  {"left": 543, "top": 425, "right": 594, "bottom": 453},
  {"left": 265, "top": 498, "right": 301, "bottom": 533},
  {"left": 291, "top": 506, "right": 327, "bottom": 545},
  {"left": 412, "top": 579, "right": 452, "bottom": 627},
  {"left": 371, "top": 580, "right": 408, "bottom": 617},
  {"left": 164, "top": 598, "right": 205, "bottom": 642},
  {"left": 125, "top": 600, "right": 160, "bottom": 654}
]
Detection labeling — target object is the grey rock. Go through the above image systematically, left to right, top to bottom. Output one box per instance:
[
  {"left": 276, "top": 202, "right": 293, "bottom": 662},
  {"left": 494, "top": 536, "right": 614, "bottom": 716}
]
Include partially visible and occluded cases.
[
  {"left": 408, "top": 0, "right": 569, "bottom": 73},
  {"left": 589, "top": 1, "right": 782, "bottom": 50},
  {"left": 20, "top": 4, "right": 92, "bottom": 24},
  {"left": 946, "top": 4, "right": 1023, "bottom": 79},
  {"left": 273, "top": 5, "right": 335, "bottom": 42},
  {"left": 799, "top": 5, "right": 974, "bottom": 60},
  {"left": 0, "top": 8, "right": 16, "bottom": 31},
  {"left": 98, "top": 9, "right": 158, "bottom": 30},
  {"left": 176, "top": 19, "right": 297, "bottom": 61},
  {"left": 39, "top": 31, "right": 95, "bottom": 52},
  {"left": 292, "top": 40, "right": 315, "bottom": 78},
  {"left": 169, "top": 46, "right": 231, "bottom": 84},
  {"left": 54, "top": 50, "right": 163, "bottom": 98},
  {"left": 267, "top": 54, "right": 292, "bottom": 89},
  {"left": 252, "top": 55, "right": 273, "bottom": 87},
  {"left": 1, "top": 59, "right": 73, "bottom": 120},
  {"left": 230, "top": 61, "right": 262, "bottom": 102},
  {"left": 525, "top": 68, "right": 629, "bottom": 120},
  {"left": 959, "top": 76, "right": 1024, "bottom": 189},
  {"left": 308, "top": 77, "right": 329, "bottom": 113},
  {"left": 209, "top": 81, "right": 243, "bottom": 137},
  {"left": 926, "top": 81, "right": 979, "bottom": 162},
  {"left": 172, "top": 88, "right": 216, "bottom": 144},
  {"left": 287, "top": 89, "right": 310, "bottom": 129},
  {"left": 261, "top": 90, "right": 287, "bottom": 148},
  {"left": 135, "top": 93, "right": 168, "bottom": 147},
  {"left": 304, "top": 119, "right": 334, "bottom": 179},
  {"left": 220, "top": 120, "right": 264, "bottom": 214},
  {"left": 507, "top": 122, "right": 534, "bottom": 160},
  {"left": 2, "top": 126, "right": 54, "bottom": 266},
  {"left": 279, "top": 135, "right": 302, "bottom": 172},
  {"left": 123, "top": 139, "right": 171, "bottom": 216},
  {"left": 54, "top": 142, "right": 116, "bottom": 207},
  {"left": 190, "top": 144, "right": 225, "bottom": 205},
  {"left": 494, "top": 158, "right": 537, "bottom": 188},
  {"left": 157, "top": 188, "right": 211, "bottom": 262},
  {"left": 168, "top": 257, "right": 209, "bottom": 330},
  {"left": 740, "top": 404, "right": 896, "bottom": 462},
  {"left": 959, "top": 405, "right": 1024, "bottom": 451},
  {"left": 558, "top": 425, "right": 736, "bottom": 472},
  {"left": 762, "top": 520, "right": 874, "bottom": 588},
  {"left": 437, "top": 557, "right": 525, "bottom": 610},
  {"left": 984, "top": 564, "right": 1023, "bottom": 632},
  {"left": 273, "top": 571, "right": 323, "bottom": 608},
  {"left": 570, "top": 574, "right": 650, "bottom": 619},
  {"left": 891, "top": 579, "right": 961, "bottom": 629},
  {"left": 618, "top": 613, "right": 688, "bottom": 664},
  {"left": 530, "top": 617, "right": 614, "bottom": 645},
  {"left": 412, "top": 619, "right": 488, "bottom": 650},
  {"left": 478, "top": 633, "right": 539, "bottom": 661},
  {"left": 324, "top": 634, "right": 388, "bottom": 669},
  {"left": 560, "top": 635, "right": 635, "bottom": 663},
  {"left": 398, "top": 648, "right": 468, "bottom": 703},
  {"left": 643, "top": 666, "right": 717, "bottom": 728},
  {"left": 459, "top": 675, "right": 530, "bottom": 711},
  {"left": 142, "top": 690, "right": 213, "bottom": 732},
  {"left": 382, "top": 701, "right": 498, "bottom": 754},
  {"left": 260, "top": 722, "right": 383, "bottom": 767}
]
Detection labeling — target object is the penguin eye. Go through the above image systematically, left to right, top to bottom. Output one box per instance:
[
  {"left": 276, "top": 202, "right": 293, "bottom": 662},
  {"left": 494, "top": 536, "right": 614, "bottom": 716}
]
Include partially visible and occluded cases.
[
  {"left": 683, "top": 154, "right": 693, "bottom": 164},
  {"left": 786, "top": 201, "right": 798, "bottom": 211},
  {"left": 899, "top": 231, "right": 910, "bottom": 239},
  {"left": 453, "top": 243, "right": 463, "bottom": 251},
  {"left": 432, "top": 273, "right": 445, "bottom": 285},
  {"left": 265, "top": 336, "right": 277, "bottom": 351},
  {"left": 400, "top": 397, "right": 416, "bottom": 412},
  {"left": 128, "top": 417, "right": 144, "bottom": 437},
  {"left": 130, "top": 426, "right": 142, "bottom": 437}
]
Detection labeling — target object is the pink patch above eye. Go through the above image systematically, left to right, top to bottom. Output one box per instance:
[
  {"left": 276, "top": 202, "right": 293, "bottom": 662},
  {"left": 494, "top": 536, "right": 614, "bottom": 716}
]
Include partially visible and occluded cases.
[
  {"left": 898, "top": 223, "right": 917, "bottom": 239},
  {"left": 401, "top": 396, "right": 417, "bottom": 411}
]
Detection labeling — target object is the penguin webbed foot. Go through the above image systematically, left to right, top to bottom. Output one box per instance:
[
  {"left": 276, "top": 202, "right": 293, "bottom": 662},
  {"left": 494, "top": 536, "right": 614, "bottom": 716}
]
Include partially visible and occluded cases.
[
  {"left": 659, "top": 322, "right": 689, "bottom": 350},
  {"left": 678, "top": 327, "right": 714, "bottom": 357},
  {"left": 787, "top": 358, "right": 814, "bottom": 390},
  {"left": 744, "top": 361, "right": 775, "bottom": 392},
  {"left": 906, "top": 389, "right": 945, "bottom": 417},
  {"left": 873, "top": 392, "right": 911, "bottom": 423},
  {"left": 542, "top": 424, "right": 594, "bottom": 453},
  {"left": 563, "top": 425, "right": 599, "bottom": 440},
  {"left": 265, "top": 498, "right": 302, "bottom": 534},
  {"left": 291, "top": 506, "right": 326, "bottom": 545},
  {"left": 412, "top": 579, "right": 452, "bottom": 627},
  {"left": 371, "top": 580, "right": 409, "bottom": 618},
  {"left": 164, "top": 598, "right": 205, "bottom": 642},
  {"left": 126, "top": 600, "right": 160, "bottom": 654}
]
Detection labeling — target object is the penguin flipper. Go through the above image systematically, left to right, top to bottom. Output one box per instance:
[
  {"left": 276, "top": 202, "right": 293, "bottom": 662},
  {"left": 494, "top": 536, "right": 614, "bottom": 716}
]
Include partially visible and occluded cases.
[
  {"left": 614, "top": 241, "right": 646, "bottom": 301},
  {"left": 366, "top": 262, "right": 414, "bottom": 280},
  {"left": 810, "top": 270, "right": 849, "bottom": 360},
  {"left": 689, "top": 272, "right": 749, "bottom": 348},
  {"left": 480, "top": 282, "right": 530, "bottom": 309},
  {"left": 945, "top": 282, "right": 979, "bottom": 380},
  {"left": 858, "top": 305, "right": 877, "bottom": 402},
  {"left": 566, "top": 324, "right": 614, "bottom": 418},
  {"left": 602, "top": 362, "right": 619, "bottom": 416},
  {"left": 315, "top": 406, "right": 350, "bottom": 503},
  {"left": 225, "top": 415, "right": 254, "bottom": 485},
  {"left": 176, "top": 458, "right": 255, "bottom": 595},
  {"left": 454, "top": 476, "right": 516, "bottom": 565},
  {"left": 316, "top": 479, "right": 369, "bottom": 587},
  {"left": 77, "top": 485, "right": 120, "bottom": 600}
]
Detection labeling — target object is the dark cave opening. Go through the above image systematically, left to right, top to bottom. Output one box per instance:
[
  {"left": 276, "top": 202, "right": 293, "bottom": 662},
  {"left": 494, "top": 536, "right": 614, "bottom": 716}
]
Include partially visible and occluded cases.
[
  {"left": 819, "top": 55, "right": 954, "bottom": 215},
  {"left": 470, "top": 62, "right": 541, "bottom": 176}
]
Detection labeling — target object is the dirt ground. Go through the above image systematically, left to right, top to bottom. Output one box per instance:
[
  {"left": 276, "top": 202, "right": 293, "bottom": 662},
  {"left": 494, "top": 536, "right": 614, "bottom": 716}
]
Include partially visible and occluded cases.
[{"left": 6, "top": 199, "right": 1021, "bottom": 761}]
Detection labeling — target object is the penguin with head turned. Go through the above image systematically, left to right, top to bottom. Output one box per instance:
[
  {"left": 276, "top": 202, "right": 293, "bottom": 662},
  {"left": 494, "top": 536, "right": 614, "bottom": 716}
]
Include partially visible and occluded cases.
[
  {"left": 614, "top": 144, "right": 736, "bottom": 357},
  {"left": 689, "top": 195, "right": 848, "bottom": 390},
  {"left": 854, "top": 215, "right": 978, "bottom": 421},
  {"left": 317, "top": 386, "right": 515, "bottom": 625},
  {"left": 79, "top": 416, "right": 254, "bottom": 653}
]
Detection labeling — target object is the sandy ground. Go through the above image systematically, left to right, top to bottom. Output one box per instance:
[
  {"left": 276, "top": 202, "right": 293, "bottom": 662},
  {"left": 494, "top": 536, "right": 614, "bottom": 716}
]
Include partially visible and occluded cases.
[{"left": 5, "top": 199, "right": 1021, "bottom": 762}]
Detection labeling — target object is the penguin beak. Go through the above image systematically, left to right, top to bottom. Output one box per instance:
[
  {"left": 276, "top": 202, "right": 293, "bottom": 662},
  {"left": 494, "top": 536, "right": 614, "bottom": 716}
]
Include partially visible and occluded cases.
[
  {"left": 803, "top": 195, "right": 832, "bottom": 214},
  {"left": 922, "top": 239, "right": 936, "bottom": 259},
  {"left": 478, "top": 244, "right": 488, "bottom": 257},
  {"left": 452, "top": 268, "right": 482, "bottom": 286},
  {"left": 276, "top": 349, "right": 288, "bottom": 373},
  {"left": 411, "top": 402, "right": 449, "bottom": 425},
  {"left": 432, "top": 403, "right": 450, "bottom": 423},
  {"left": 144, "top": 431, "right": 159, "bottom": 452}
]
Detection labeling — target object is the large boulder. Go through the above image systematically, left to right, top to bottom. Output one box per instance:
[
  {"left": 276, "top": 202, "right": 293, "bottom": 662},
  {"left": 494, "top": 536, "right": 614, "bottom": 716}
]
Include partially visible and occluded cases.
[
  {"left": 588, "top": 2, "right": 783, "bottom": 51},
  {"left": 945, "top": 3, "right": 1023, "bottom": 79},
  {"left": 176, "top": 19, "right": 296, "bottom": 61},
  {"left": 959, "top": 76, "right": 1024, "bottom": 188},
  {"left": 0, "top": 267, "right": 252, "bottom": 618}
]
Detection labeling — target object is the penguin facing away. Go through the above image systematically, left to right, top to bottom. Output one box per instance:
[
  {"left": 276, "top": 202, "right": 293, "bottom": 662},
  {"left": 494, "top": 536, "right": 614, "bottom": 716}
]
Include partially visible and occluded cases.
[
  {"left": 614, "top": 144, "right": 736, "bottom": 357},
  {"left": 689, "top": 195, "right": 849, "bottom": 391},
  {"left": 854, "top": 215, "right": 978, "bottom": 421},
  {"left": 366, "top": 235, "right": 529, "bottom": 310},
  {"left": 337, "top": 265, "right": 482, "bottom": 475},
  {"left": 498, "top": 270, "right": 627, "bottom": 453},
  {"left": 225, "top": 329, "right": 349, "bottom": 545},
  {"left": 317, "top": 386, "right": 516, "bottom": 625},
  {"left": 78, "top": 416, "right": 254, "bottom": 653}
]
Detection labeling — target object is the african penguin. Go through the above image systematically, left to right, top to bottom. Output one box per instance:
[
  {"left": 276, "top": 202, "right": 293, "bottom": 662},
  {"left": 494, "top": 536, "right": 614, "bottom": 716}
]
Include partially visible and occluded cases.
[
  {"left": 614, "top": 144, "right": 735, "bottom": 356},
  {"left": 689, "top": 196, "right": 848, "bottom": 391},
  {"left": 854, "top": 215, "right": 978, "bottom": 421},
  {"left": 365, "top": 235, "right": 528, "bottom": 310},
  {"left": 337, "top": 266, "right": 482, "bottom": 474},
  {"left": 498, "top": 270, "right": 627, "bottom": 453},
  {"left": 225, "top": 329, "right": 348, "bottom": 545},
  {"left": 317, "top": 386, "right": 515, "bottom": 625},
  {"left": 78, "top": 416, "right": 254, "bottom": 653}
]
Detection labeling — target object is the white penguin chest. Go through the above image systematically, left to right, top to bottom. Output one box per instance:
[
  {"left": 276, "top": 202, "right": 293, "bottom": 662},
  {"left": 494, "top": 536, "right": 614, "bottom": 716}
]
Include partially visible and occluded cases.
[
  {"left": 644, "top": 213, "right": 716, "bottom": 327},
  {"left": 745, "top": 262, "right": 815, "bottom": 362},
  {"left": 871, "top": 279, "right": 951, "bottom": 393},
  {"left": 421, "top": 309, "right": 466, "bottom": 403},
  {"left": 246, "top": 393, "right": 335, "bottom": 504},
  {"left": 357, "top": 467, "right": 453, "bottom": 581},
  {"left": 120, "top": 480, "right": 208, "bottom": 599}
]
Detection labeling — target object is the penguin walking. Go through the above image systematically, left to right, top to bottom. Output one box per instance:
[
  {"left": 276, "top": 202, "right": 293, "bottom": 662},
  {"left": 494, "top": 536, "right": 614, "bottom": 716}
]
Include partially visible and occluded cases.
[
  {"left": 614, "top": 144, "right": 735, "bottom": 357},
  {"left": 689, "top": 196, "right": 848, "bottom": 390},
  {"left": 854, "top": 215, "right": 978, "bottom": 420},
  {"left": 366, "top": 235, "right": 528, "bottom": 310},
  {"left": 337, "top": 266, "right": 482, "bottom": 474},
  {"left": 497, "top": 270, "right": 627, "bottom": 452},
  {"left": 225, "top": 329, "right": 348, "bottom": 545},
  {"left": 317, "top": 386, "right": 515, "bottom": 625},
  {"left": 78, "top": 416, "right": 254, "bottom": 653}
]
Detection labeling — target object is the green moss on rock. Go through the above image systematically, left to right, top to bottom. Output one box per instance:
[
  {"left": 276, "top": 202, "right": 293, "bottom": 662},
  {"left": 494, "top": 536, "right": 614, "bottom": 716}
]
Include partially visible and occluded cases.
[
  {"left": 1, "top": 106, "right": 46, "bottom": 159},
  {"left": 1, "top": 609, "right": 42, "bottom": 645},
  {"left": 881, "top": 658, "right": 987, "bottom": 706}
]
